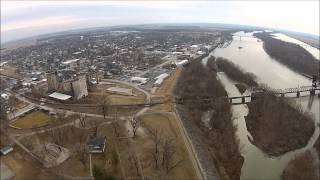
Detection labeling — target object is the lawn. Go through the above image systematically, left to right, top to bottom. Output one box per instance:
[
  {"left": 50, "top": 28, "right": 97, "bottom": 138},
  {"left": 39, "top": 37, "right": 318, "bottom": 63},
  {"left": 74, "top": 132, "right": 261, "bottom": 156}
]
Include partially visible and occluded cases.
[{"left": 11, "top": 111, "right": 52, "bottom": 129}]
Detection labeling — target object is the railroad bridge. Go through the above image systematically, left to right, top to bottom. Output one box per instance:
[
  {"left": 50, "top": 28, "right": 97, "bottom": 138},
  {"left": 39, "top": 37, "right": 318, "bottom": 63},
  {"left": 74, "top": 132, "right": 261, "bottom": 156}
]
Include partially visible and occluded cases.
[{"left": 229, "top": 86, "right": 320, "bottom": 105}]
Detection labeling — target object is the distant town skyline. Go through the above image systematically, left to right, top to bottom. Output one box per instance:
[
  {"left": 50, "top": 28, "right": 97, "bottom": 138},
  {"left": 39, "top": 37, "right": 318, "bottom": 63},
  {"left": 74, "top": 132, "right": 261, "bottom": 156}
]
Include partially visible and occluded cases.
[{"left": 1, "top": 1, "right": 319, "bottom": 43}]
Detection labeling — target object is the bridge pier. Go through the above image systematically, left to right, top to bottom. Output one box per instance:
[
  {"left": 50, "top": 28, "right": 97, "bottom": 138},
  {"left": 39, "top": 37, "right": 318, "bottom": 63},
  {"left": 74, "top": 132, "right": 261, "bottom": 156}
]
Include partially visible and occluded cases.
[
  {"left": 310, "top": 89, "right": 315, "bottom": 96},
  {"left": 296, "top": 91, "right": 300, "bottom": 97},
  {"left": 281, "top": 93, "right": 285, "bottom": 97},
  {"left": 242, "top": 97, "right": 245, "bottom": 104},
  {"left": 229, "top": 98, "right": 233, "bottom": 103}
]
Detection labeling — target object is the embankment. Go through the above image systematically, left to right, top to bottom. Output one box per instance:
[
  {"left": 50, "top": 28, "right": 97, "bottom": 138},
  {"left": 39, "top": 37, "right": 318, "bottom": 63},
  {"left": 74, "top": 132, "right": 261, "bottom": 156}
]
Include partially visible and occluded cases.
[
  {"left": 174, "top": 57, "right": 243, "bottom": 179},
  {"left": 315, "top": 135, "right": 320, "bottom": 154}
]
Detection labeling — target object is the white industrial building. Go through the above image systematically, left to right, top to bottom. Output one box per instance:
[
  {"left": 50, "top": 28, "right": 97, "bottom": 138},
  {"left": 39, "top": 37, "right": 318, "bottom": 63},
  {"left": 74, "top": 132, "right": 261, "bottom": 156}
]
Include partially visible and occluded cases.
[
  {"left": 175, "top": 60, "right": 189, "bottom": 67},
  {"left": 154, "top": 73, "right": 170, "bottom": 87},
  {"left": 131, "top": 77, "right": 148, "bottom": 84},
  {"left": 48, "top": 92, "right": 72, "bottom": 101}
]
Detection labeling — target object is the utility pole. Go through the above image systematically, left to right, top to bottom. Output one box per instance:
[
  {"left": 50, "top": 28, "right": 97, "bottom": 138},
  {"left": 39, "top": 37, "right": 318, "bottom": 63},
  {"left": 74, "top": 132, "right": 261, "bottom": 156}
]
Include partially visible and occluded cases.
[{"left": 318, "top": 61, "right": 320, "bottom": 85}]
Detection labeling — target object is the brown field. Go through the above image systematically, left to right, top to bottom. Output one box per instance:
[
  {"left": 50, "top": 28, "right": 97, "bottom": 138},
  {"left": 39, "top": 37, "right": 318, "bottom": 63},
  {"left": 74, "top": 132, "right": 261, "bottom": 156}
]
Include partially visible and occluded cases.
[
  {"left": 0, "top": 67, "right": 23, "bottom": 80},
  {"left": 3, "top": 67, "right": 196, "bottom": 179},
  {"left": 74, "top": 82, "right": 146, "bottom": 105},
  {"left": 138, "top": 112, "right": 196, "bottom": 179},
  {"left": 0, "top": 131, "right": 55, "bottom": 180},
  {"left": 0, "top": 147, "right": 55, "bottom": 180}
]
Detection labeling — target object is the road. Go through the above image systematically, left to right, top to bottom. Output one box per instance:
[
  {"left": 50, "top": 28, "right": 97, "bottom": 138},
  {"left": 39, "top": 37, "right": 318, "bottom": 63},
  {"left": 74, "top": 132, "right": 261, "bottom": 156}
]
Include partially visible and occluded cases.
[
  {"left": 135, "top": 58, "right": 175, "bottom": 78},
  {"left": 6, "top": 76, "right": 206, "bottom": 180},
  {"left": 101, "top": 79, "right": 151, "bottom": 103},
  {"left": 7, "top": 103, "right": 35, "bottom": 120},
  {"left": 173, "top": 105, "right": 208, "bottom": 180}
]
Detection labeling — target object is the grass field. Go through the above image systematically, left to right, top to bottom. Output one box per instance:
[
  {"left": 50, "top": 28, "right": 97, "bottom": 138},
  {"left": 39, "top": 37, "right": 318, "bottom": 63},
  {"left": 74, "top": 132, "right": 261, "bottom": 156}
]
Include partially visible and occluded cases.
[{"left": 11, "top": 111, "right": 52, "bottom": 129}]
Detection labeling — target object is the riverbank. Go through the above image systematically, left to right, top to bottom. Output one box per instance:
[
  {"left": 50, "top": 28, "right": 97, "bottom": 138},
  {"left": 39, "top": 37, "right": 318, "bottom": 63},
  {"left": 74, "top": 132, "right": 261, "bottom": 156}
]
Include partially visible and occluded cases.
[
  {"left": 254, "top": 32, "right": 318, "bottom": 77},
  {"left": 174, "top": 57, "right": 243, "bottom": 179},
  {"left": 216, "top": 57, "right": 257, "bottom": 94},
  {"left": 216, "top": 57, "right": 258, "bottom": 87},
  {"left": 216, "top": 57, "right": 316, "bottom": 157},
  {"left": 246, "top": 94, "right": 315, "bottom": 156},
  {"left": 315, "top": 133, "right": 320, "bottom": 155}
]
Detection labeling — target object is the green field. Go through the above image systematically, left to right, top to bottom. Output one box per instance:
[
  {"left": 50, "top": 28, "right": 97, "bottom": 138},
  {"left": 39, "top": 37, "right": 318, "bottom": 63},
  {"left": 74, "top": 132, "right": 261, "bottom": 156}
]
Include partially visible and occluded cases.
[{"left": 11, "top": 111, "right": 52, "bottom": 129}]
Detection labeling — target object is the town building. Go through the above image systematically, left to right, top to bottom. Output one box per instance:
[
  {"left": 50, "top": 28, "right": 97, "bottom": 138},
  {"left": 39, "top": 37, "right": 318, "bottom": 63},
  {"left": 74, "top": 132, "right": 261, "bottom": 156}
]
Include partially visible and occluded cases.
[
  {"left": 46, "top": 71, "right": 88, "bottom": 100},
  {"left": 154, "top": 73, "right": 169, "bottom": 87},
  {"left": 131, "top": 77, "right": 148, "bottom": 84},
  {"left": 87, "top": 136, "right": 107, "bottom": 153},
  {"left": 0, "top": 145, "right": 13, "bottom": 156}
]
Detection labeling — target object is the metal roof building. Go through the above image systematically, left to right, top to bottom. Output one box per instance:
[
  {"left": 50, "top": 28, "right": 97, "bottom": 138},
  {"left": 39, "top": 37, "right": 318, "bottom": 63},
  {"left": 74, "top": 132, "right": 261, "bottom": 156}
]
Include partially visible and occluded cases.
[{"left": 48, "top": 92, "right": 72, "bottom": 101}]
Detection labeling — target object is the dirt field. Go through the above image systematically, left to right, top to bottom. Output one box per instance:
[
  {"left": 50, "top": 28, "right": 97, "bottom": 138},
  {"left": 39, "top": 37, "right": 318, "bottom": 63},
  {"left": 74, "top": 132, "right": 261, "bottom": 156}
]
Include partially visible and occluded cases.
[
  {"left": 0, "top": 66, "right": 23, "bottom": 80},
  {"left": 74, "top": 82, "right": 146, "bottom": 105},
  {"left": 15, "top": 100, "right": 29, "bottom": 110},
  {"left": 11, "top": 111, "right": 53, "bottom": 129},
  {"left": 138, "top": 112, "right": 196, "bottom": 179},
  {"left": 0, "top": 133, "right": 55, "bottom": 180},
  {"left": 0, "top": 146, "right": 55, "bottom": 180}
]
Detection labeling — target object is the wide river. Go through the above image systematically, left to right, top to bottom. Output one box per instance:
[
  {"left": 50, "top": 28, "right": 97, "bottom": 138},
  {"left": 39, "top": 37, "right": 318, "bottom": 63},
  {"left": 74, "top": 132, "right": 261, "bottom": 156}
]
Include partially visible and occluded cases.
[{"left": 204, "top": 31, "right": 320, "bottom": 179}]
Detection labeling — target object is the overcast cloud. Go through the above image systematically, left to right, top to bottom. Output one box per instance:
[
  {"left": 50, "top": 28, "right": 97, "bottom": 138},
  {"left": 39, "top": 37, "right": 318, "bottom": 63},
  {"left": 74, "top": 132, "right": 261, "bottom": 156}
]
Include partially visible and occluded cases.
[{"left": 1, "top": 1, "right": 319, "bottom": 43}]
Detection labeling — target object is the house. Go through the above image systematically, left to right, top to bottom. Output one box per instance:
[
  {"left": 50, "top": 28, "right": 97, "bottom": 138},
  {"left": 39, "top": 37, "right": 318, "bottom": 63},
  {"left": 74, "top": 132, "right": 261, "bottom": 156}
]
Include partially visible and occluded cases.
[
  {"left": 1, "top": 93, "right": 9, "bottom": 100},
  {"left": 87, "top": 136, "right": 107, "bottom": 153},
  {"left": 0, "top": 145, "right": 13, "bottom": 155}
]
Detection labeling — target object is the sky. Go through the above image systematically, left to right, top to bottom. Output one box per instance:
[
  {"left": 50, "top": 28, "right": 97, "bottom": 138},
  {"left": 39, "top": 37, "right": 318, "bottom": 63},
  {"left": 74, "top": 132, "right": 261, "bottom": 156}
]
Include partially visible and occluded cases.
[{"left": 1, "top": 1, "right": 319, "bottom": 43}]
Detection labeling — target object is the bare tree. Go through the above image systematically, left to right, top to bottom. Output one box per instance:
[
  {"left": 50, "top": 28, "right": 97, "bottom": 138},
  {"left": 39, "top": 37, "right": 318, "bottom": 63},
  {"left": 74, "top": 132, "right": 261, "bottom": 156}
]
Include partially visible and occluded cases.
[
  {"left": 31, "top": 85, "right": 42, "bottom": 99},
  {"left": 98, "top": 95, "right": 110, "bottom": 119},
  {"left": 7, "top": 96, "right": 18, "bottom": 119},
  {"left": 0, "top": 100, "right": 8, "bottom": 127},
  {"left": 112, "top": 107, "right": 120, "bottom": 137},
  {"left": 56, "top": 111, "right": 66, "bottom": 123},
  {"left": 78, "top": 113, "right": 86, "bottom": 128},
  {"left": 129, "top": 116, "right": 141, "bottom": 137},
  {"left": 90, "top": 121, "right": 99, "bottom": 137},
  {"left": 146, "top": 126, "right": 163, "bottom": 169},
  {"left": 48, "top": 129, "right": 64, "bottom": 150},
  {"left": 75, "top": 129, "right": 87, "bottom": 144},
  {"left": 161, "top": 136, "right": 184, "bottom": 174},
  {"left": 75, "top": 143, "right": 88, "bottom": 169},
  {"left": 128, "top": 152, "right": 140, "bottom": 177}
]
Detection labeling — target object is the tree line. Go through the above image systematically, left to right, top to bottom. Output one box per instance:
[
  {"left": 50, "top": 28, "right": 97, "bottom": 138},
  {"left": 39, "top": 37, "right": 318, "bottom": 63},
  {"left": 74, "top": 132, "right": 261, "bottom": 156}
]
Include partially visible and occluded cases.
[{"left": 254, "top": 32, "right": 318, "bottom": 77}]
